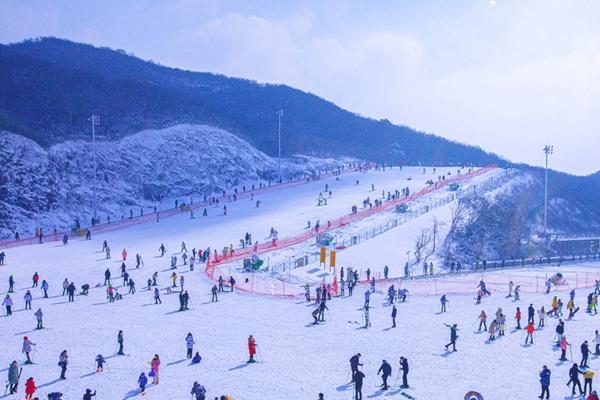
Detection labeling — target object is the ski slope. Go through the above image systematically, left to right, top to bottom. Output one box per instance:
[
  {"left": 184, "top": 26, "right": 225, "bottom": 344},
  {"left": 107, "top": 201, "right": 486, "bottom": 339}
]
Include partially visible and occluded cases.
[{"left": 3, "top": 165, "right": 598, "bottom": 400}]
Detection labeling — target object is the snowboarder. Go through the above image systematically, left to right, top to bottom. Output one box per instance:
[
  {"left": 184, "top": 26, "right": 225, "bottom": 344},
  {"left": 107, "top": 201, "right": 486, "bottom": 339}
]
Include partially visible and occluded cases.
[{"left": 581, "top": 341, "right": 590, "bottom": 368}]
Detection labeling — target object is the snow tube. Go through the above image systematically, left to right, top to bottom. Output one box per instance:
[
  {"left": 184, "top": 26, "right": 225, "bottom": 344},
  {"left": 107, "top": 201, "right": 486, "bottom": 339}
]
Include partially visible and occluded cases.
[{"left": 464, "top": 391, "right": 483, "bottom": 400}]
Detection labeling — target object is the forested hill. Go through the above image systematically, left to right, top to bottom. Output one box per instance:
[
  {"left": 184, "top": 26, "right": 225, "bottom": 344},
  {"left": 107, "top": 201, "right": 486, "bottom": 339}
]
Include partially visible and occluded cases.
[{"left": 0, "top": 37, "right": 503, "bottom": 166}]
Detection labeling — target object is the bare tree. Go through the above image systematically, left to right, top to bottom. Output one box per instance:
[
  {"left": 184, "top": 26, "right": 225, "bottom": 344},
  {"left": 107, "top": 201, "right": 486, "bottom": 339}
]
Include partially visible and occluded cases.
[{"left": 414, "top": 228, "right": 433, "bottom": 263}]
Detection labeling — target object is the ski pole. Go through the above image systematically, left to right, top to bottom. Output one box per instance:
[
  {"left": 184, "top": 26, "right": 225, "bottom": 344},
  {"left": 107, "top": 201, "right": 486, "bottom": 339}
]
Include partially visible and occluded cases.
[{"left": 257, "top": 346, "right": 264, "bottom": 362}]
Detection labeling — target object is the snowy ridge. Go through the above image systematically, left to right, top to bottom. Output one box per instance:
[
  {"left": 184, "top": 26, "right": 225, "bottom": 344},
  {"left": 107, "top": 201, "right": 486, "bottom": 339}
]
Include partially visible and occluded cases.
[{"left": 0, "top": 125, "right": 351, "bottom": 239}]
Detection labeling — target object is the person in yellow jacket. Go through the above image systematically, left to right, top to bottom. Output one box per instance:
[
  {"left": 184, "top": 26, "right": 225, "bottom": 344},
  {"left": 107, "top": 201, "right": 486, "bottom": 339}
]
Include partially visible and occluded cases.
[
  {"left": 170, "top": 272, "right": 177, "bottom": 288},
  {"left": 567, "top": 299, "right": 575, "bottom": 320},
  {"left": 583, "top": 369, "right": 595, "bottom": 396}
]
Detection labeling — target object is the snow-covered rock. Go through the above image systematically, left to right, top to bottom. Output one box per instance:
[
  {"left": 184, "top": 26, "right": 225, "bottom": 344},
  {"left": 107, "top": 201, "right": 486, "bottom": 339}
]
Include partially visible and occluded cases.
[{"left": 0, "top": 124, "right": 350, "bottom": 239}]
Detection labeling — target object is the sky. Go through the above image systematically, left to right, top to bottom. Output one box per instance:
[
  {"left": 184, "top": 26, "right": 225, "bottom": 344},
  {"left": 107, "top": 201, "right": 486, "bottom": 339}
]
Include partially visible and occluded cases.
[{"left": 1, "top": 0, "right": 599, "bottom": 175}]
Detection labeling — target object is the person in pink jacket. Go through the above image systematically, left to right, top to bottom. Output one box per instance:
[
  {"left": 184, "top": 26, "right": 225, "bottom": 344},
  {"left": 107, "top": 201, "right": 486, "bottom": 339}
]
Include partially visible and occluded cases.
[
  {"left": 122, "top": 249, "right": 128, "bottom": 261},
  {"left": 560, "top": 336, "right": 571, "bottom": 361},
  {"left": 149, "top": 354, "right": 160, "bottom": 384}
]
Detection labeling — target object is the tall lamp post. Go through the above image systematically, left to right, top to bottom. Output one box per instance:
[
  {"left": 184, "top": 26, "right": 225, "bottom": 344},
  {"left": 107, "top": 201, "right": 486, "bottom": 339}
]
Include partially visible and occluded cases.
[
  {"left": 276, "top": 109, "right": 284, "bottom": 183},
  {"left": 89, "top": 114, "right": 100, "bottom": 218},
  {"left": 543, "top": 144, "right": 554, "bottom": 237}
]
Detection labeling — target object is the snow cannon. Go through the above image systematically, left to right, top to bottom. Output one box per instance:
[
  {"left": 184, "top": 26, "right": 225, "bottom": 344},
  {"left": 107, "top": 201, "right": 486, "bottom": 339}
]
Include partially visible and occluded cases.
[
  {"left": 448, "top": 183, "right": 460, "bottom": 191},
  {"left": 395, "top": 204, "right": 409, "bottom": 213},
  {"left": 316, "top": 233, "right": 334, "bottom": 247},
  {"left": 243, "top": 255, "right": 264, "bottom": 271}
]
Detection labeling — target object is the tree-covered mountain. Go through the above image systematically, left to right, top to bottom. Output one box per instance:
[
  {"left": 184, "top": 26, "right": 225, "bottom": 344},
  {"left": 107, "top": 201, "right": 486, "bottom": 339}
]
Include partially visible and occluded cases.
[{"left": 0, "top": 37, "right": 503, "bottom": 166}]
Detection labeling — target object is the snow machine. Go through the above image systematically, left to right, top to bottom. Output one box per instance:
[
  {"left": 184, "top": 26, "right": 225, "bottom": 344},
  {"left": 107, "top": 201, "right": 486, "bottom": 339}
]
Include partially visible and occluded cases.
[
  {"left": 448, "top": 183, "right": 460, "bottom": 191},
  {"left": 395, "top": 203, "right": 409, "bottom": 213}
]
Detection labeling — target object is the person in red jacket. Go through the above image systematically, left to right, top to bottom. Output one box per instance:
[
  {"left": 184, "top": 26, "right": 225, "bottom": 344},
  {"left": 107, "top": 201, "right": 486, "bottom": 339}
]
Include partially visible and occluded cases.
[
  {"left": 515, "top": 307, "right": 522, "bottom": 330},
  {"left": 525, "top": 322, "right": 535, "bottom": 345},
  {"left": 247, "top": 335, "right": 257, "bottom": 363},
  {"left": 24, "top": 377, "right": 36, "bottom": 399},
  {"left": 588, "top": 390, "right": 599, "bottom": 400}
]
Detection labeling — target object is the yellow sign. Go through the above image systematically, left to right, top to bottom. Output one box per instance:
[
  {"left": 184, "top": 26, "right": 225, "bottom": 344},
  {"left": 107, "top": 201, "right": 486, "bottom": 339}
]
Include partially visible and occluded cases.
[
  {"left": 320, "top": 247, "right": 326, "bottom": 264},
  {"left": 330, "top": 250, "right": 336, "bottom": 267}
]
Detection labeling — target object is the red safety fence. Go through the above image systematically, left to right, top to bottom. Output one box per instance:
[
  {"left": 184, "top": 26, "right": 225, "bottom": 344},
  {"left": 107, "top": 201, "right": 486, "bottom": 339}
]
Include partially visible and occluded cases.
[
  {"left": 0, "top": 164, "right": 367, "bottom": 250},
  {"left": 205, "top": 165, "right": 497, "bottom": 286},
  {"left": 208, "top": 265, "right": 600, "bottom": 300}
]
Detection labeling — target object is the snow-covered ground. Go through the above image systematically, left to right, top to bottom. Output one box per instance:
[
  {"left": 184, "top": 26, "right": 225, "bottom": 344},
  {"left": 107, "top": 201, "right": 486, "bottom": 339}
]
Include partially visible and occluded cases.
[{"left": 3, "top": 166, "right": 597, "bottom": 400}]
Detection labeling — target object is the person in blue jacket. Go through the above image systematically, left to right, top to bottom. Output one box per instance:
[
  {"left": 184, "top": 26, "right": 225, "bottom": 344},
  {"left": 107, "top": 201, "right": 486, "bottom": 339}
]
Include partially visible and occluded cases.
[
  {"left": 539, "top": 365, "right": 551, "bottom": 399},
  {"left": 138, "top": 372, "right": 148, "bottom": 394}
]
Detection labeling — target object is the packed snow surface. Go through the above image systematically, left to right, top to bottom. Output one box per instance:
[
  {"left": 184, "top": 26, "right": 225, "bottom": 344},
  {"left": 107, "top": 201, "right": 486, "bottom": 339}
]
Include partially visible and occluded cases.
[{"left": 2, "top": 166, "right": 596, "bottom": 400}]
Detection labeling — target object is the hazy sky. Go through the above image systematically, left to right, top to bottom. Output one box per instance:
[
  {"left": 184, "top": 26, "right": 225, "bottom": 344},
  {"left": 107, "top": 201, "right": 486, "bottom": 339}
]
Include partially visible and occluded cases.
[{"left": 2, "top": 0, "right": 599, "bottom": 175}]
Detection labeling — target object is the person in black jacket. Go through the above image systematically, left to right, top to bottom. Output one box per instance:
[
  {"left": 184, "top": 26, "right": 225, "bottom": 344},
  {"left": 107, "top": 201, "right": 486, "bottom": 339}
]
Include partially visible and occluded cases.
[
  {"left": 391, "top": 305, "right": 397, "bottom": 328},
  {"left": 581, "top": 341, "right": 590, "bottom": 368},
  {"left": 350, "top": 353, "right": 362, "bottom": 382},
  {"left": 399, "top": 356, "right": 409, "bottom": 388},
  {"left": 377, "top": 360, "right": 392, "bottom": 390},
  {"left": 568, "top": 363, "right": 584, "bottom": 396},
  {"left": 354, "top": 370, "right": 365, "bottom": 400},
  {"left": 83, "top": 389, "right": 96, "bottom": 400}
]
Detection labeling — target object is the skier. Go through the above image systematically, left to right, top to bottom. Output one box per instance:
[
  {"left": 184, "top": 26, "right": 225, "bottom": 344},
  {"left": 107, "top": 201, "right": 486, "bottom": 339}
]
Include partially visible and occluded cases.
[
  {"left": 159, "top": 244, "right": 166, "bottom": 257},
  {"left": 105, "top": 246, "right": 111, "bottom": 259},
  {"left": 121, "top": 248, "right": 128, "bottom": 261},
  {"left": 384, "top": 265, "right": 389, "bottom": 280},
  {"left": 104, "top": 269, "right": 111, "bottom": 286},
  {"left": 32, "top": 272, "right": 39, "bottom": 288},
  {"left": 8, "top": 275, "right": 14, "bottom": 292},
  {"left": 229, "top": 276, "right": 236, "bottom": 292},
  {"left": 61, "top": 278, "right": 69, "bottom": 295},
  {"left": 507, "top": 280, "right": 514, "bottom": 298},
  {"left": 67, "top": 282, "right": 76, "bottom": 302},
  {"left": 514, "top": 284, "right": 521, "bottom": 301},
  {"left": 154, "top": 288, "right": 161, "bottom": 304},
  {"left": 24, "top": 290, "right": 32, "bottom": 310},
  {"left": 364, "top": 290, "right": 370, "bottom": 308},
  {"left": 3, "top": 294, "right": 13, "bottom": 316},
  {"left": 363, "top": 305, "right": 371, "bottom": 328},
  {"left": 391, "top": 305, "right": 397, "bottom": 328},
  {"left": 538, "top": 306, "right": 546, "bottom": 328},
  {"left": 515, "top": 307, "right": 522, "bottom": 329},
  {"left": 34, "top": 308, "right": 43, "bottom": 329},
  {"left": 478, "top": 310, "right": 488, "bottom": 332},
  {"left": 488, "top": 319, "right": 498, "bottom": 341},
  {"left": 555, "top": 320, "right": 565, "bottom": 343},
  {"left": 525, "top": 322, "right": 535, "bottom": 345},
  {"left": 444, "top": 323, "right": 459, "bottom": 352},
  {"left": 117, "top": 330, "right": 124, "bottom": 355},
  {"left": 594, "top": 330, "right": 600, "bottom": 356},
  {"left": 186, "top": 333, "right": 195, "bottom": 359},
  {"left": 247, "top": 335, "right": 257, "bottom": 363},
  {"left": 22, "top": 336, "right": 36, "bottom": 364},
  {"left": 559, "top": 336, "right": 571, "bottom": 361},
  {"left": 58, "top": 350, "right": 68, "bottom": 380},
  {"left": 349, "top": 353, "right": 362, "bottom": 382},
  {"left": 95, "top": 355, "right": 105, "bottom": 372},
  {"left": 399, "top": 356, "right": 409, "bottom": 388},
  {"left": 7, "top": 360, "right": 19, "bottom": 394},
  {"left": 377, "top": 360, "right": 392, "bottom": 390},
  {"left": 568, "top": 363, "right": 584, "bottom": 396},
  {"left": 539, "top": 365, "right": 551, "bottom": 400},
  {"left": 138, "top": 372, "right": 148, "bottom": 394},
  {"left": 191, "top": 381, "right": 207, "bottom": 400},
  {"left": 83, "top": 389, "right": 96, "bottom": 400}
]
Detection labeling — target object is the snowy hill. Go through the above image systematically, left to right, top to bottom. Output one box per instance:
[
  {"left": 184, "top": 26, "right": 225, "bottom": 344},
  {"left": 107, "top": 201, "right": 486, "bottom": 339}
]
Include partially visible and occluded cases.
[{"left": 0, "top": 124, "right": 348, "bottom": 239}]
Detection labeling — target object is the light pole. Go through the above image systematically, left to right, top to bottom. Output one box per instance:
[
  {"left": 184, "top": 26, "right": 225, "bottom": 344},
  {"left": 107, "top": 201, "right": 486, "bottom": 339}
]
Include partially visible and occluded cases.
[
  {"left": 276, "top": 109, "right": 284, "bottom": 183},
  {"left": 89, "top": 114, "right": 100, "bottom": 217},
  {"left": 543, "top": 144, "right": 554, "bottom": 237}
]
